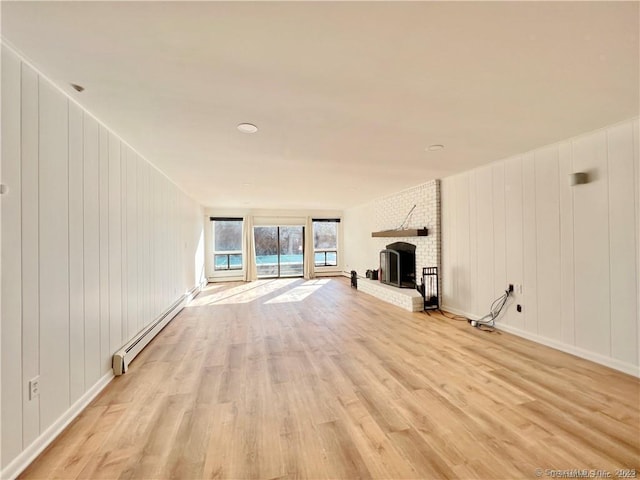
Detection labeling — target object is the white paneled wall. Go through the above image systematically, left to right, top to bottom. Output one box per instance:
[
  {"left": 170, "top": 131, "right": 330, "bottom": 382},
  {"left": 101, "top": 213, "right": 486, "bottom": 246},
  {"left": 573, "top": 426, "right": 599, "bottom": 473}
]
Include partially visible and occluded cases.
[
  {"left": 1, "top": 45, "right": 206, "bottom": 475},
  {"left": 441, "top": 118, "right": 640, "bottom": 376}
]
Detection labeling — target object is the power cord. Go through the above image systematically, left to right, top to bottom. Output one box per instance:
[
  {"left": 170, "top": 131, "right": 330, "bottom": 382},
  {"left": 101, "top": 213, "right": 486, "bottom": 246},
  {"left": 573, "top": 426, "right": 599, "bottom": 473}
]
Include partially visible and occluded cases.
[
  {"left": 438, "top": 289, "right": 511, "bottom": 333},
  {"left": 469, "top": 290, "right": 510, "bottom": 331}
]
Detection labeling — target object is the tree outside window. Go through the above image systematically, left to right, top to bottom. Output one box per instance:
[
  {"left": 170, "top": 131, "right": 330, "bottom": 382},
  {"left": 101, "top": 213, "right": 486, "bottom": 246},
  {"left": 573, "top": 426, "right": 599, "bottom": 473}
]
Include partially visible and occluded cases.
[
  {"left": 212, "top": 218, "right": 243, "bottom": 270},
  {"left": 313, "top": 220, "right": 338, "bottom": 267}
]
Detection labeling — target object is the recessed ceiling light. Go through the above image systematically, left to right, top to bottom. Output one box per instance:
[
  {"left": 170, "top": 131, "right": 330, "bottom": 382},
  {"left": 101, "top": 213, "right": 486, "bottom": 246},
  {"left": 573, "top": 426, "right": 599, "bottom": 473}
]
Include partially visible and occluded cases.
[
  {"left": 71, "top": 83, "right": 85, "bottom": 93},
  {"left": 237, "top": 123, "right": 258, "bottom": 134},
  {"left": 426, "top": 144, "right": 444, "bottom": 151}
]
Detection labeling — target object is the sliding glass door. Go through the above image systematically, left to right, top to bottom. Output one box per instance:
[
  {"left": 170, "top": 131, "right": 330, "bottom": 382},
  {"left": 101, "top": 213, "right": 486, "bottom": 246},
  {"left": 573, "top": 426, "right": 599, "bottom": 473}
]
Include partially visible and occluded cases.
[
  {"left": 254, "top": 226, "right": 304, "bottom": 278},
  {"left": 279, "top": 226, "right": 304, "bottom": 277}
]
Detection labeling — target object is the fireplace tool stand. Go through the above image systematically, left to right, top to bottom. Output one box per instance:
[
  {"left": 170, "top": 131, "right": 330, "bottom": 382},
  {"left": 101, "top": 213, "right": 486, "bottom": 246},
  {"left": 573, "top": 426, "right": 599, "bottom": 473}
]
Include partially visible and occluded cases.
[{"left": 418, "top": 267, "right": 439, "bottom": 313}]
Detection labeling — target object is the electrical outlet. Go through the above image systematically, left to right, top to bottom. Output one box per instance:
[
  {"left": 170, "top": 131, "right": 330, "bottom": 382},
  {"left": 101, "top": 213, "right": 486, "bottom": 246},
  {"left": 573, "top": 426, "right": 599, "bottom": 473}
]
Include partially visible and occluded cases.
[
  {"left": 516, "top": 304, "right": 522, "bottom": 313},
  {"left": 29, "top": 376, "right": 40, "bottom": 400}
]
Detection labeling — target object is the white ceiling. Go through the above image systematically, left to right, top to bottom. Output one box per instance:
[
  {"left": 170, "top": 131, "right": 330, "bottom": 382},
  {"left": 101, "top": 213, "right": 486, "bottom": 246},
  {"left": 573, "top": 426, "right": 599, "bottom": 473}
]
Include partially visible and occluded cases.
[{"left": 2, "top": 1, "right": 638, "bottom": 210}]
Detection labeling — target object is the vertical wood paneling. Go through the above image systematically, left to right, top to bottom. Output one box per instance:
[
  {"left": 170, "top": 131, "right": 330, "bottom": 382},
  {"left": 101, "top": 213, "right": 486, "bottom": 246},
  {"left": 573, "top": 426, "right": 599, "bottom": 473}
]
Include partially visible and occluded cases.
[
  {"left": 0, "top": 46, "right": 206, "bottom": 471},
  {"left": 1, "top": 47, "right": 23, "bottom": 465},
  {"left": 20, "top": 63, "right": 40, "bottom": 448},
  {"left": 38, "top": 79, "right": 70, "bottom": 429},
  {"left": 68, "top": 103, "right": 85, "bottom": 403},
  {"left": 83, "top": 114, "right": 101, "bottom": 386},
  {"left": 440, "top": 119, "right": 638, "bottom": 374},
  {"left": 635, "top": 119, "right": 640, "bottom": 370},
  {"left": 607, "top": 123, "right": 637, "bottom": 365},
  {"left": 98, "top": 126, "right": 111, "bottom": 373},
  {"left": 573, "top": 132, "right": 610, "bottom": 356},
  {"left": 108, "top": 134, "right": 123, "bottom": 352},
  {"left": 558, "top": 143, "right": 575, "bottom": 345},
  {"left": 535, "top": 146, "right": 561, "bottom": 341},
  {"left": 120, "top": 147, "right": 128, "bottom": 343},
  {"left": 126, "top": 147, "right": 138, "bottom": 339},
  {"left": 522, "top": 152, "right": 538, "bottom": 334},
  {"left": 137, "top": 154, "right": 145, "bottom": 332},
  {"left": 504, "top": 156, "right": 524, "bottom": 328},
  {"left": 142, "top": 162, "right": 151, "bottom": 328},
  {"left": 492, "top": 164, "right": 507, "bottom": 316},
  {"left": 475, "top": 166, "right": 494, "bottom": 312},
  {"left": 150, "top": 169, "right": 162, "bottom": 319},
  {"left": 151, "top": 169, "right": 158, "bottom": 314},
  {"left": 468, "top": 171, "right": 478, "bottom": 314},
  {"left": 455, "top": 174, "right": 470, "bottom": 313},
  {"left": 156, "top": 177, "right": 163, "bottom": 307},
  {"left": 444, "top": 177, "right": 455, "bottom": 308},
  {"left": 441, "top": 178, "right": 453, "bottom": 307},
  {"left": 449, "top": 178, "right": 459, "bottom": 311},
  {"left": 161, "top": 180, "right": 169, "bottom": 306},
  {"left": 169, "top": 181, "right": 175, "bottom": 302},
  {"left": 168, "top": 183, "right": 174, "bottom": 301},
  {"left": 171, "top": 187, "right": 178, "bottom": 298},
  {"left": 177, "top": 194, "right": 184, "bottom": 291}
]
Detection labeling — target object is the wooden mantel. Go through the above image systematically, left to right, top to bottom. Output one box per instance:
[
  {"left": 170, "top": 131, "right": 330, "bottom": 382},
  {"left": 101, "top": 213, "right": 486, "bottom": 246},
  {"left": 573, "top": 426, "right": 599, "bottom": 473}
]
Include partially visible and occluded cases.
[{"left": 371, "top": 228, "right": 428, "bottom": 238}]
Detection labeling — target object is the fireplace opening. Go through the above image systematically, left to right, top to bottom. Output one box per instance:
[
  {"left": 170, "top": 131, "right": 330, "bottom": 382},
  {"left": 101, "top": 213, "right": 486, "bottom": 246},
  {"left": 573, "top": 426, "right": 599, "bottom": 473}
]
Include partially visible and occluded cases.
[{"left": 379, "top": 242, "right": 416, "bottom": 288}]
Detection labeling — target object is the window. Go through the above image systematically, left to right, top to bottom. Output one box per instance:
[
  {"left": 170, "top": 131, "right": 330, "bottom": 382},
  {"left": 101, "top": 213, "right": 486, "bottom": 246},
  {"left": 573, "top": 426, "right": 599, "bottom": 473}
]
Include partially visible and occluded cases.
[
  {"left": 211, "top": 217, "right": 243, "bottom": 271},
  {"left": 313, "top": 219, "right": 339, "bottom": 267},
  {"left": 254, "top": 225, "right": 304, "bottom": 278}
]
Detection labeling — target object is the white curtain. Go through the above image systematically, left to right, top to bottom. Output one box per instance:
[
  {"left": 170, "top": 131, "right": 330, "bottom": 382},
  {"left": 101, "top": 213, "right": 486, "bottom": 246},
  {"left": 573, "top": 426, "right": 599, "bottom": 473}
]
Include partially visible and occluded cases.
[
  {"left": 243, "top": 215, "right": 257, "bottom": 282},
  {"left": 303, "top": 216, "right": 315, "bottom": 280}
]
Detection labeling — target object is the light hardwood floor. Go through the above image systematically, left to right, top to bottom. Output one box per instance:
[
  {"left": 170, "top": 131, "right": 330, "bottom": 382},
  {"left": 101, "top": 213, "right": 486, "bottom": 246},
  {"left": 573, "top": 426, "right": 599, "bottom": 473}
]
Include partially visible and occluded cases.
[{"left": 20, "top": 278, "right": 640, "bottom": 479}]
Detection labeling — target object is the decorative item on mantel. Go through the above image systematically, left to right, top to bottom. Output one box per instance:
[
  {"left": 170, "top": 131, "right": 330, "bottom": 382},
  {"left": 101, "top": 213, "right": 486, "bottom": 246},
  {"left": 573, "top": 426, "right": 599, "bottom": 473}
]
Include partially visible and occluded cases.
[
  {"left": 371, "top": 204, "right": 428, "bottom": 237},
  {"left": 371, "top": 228, "right": 428, "bottom": 238}
]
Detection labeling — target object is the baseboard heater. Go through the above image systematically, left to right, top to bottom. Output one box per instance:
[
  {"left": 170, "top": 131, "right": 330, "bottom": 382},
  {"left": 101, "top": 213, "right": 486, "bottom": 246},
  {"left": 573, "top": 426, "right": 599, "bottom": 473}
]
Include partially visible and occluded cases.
[{"left": 112, "top": 284, "right": 202, "bottom": 375}]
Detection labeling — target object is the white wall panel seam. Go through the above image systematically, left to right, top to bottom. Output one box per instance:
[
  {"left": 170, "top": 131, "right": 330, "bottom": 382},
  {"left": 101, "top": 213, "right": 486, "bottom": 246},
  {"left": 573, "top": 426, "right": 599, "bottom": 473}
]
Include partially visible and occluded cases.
[
  {"left": 2, "top": 46, "right": 23, "bottom": 463},
  {"left": 18, "top": 56, "right": 25, "bottom": 450},
  {"left": 21, "top": 61, "right": 40, "bottom": 447},
  {"left": 18, "top": 65, "right": 25, "bottom": 442},
  {"left": 36, "top": 75, "right": 41, "bottom": 435},
  {"left": 67, "top": 101, "right": 71, "bottom": 404},
  {"left": 80, "top": 114, "right": 85, "bottom": 395},
  {"left": 635, "top": 120, "right": 640, "bottom": 370},
  {"left": 604, "top": 130, "right": 615, "bottom": 358},
  {"left": 606, "top": 131, "right": 612, "bottom": 357},
  {"left": 604, "top": 133, "right": 612, "bottom": 356},
  {"left": 571, "top": 140, "right": 576, "bottom": 347},
  {"left": 121, "top": 144, "right": 127, "bottom": 342},
  {"left": 554, "top": 146, "right": 562, "bottom": 341},
  {"left": 533, "top": 157, "right": 538, "bottom": 335},
  {"left": 521, "top": 159, "right": 525, "bottom": 328},
  {"left": 504, "top": 165, "right": 507, "bottom": 319},
  {"left": 491, "top": 167, "right": 496, "bottom": 296}
]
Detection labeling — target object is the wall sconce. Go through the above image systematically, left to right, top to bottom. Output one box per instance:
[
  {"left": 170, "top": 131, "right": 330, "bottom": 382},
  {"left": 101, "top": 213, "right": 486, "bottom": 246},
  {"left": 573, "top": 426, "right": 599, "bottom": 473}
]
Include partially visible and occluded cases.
[{"left": 569, "top": 172, "right": 589, "bottom": 186}]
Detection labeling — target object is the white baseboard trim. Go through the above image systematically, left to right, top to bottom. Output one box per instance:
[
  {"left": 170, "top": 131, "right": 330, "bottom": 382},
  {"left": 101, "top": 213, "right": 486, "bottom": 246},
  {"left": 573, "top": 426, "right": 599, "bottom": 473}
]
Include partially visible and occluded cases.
[
  {"left": 314, "top": 271, "right": 343, "bottom": 278},
  {"left": 208, "top": 275, "right": 244, "bottom": 283},
  {"left": 188, "top": 280, "right": 206, "bottom": 301},
  {"left": 113, "top": 282, "right": 205, "bottom": 375},
  {"left": 442, "top": 304, "right": 640, "bottom": 378},
  {"left": 0, "top": 371, "right": 114, "bottom": 480}
]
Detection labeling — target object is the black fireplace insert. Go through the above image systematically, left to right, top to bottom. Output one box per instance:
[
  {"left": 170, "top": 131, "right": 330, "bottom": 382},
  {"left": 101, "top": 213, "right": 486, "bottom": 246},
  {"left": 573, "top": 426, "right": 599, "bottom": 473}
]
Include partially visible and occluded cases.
[{"left": 379, "top": 242, "right": 416, "bottom": 288}]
